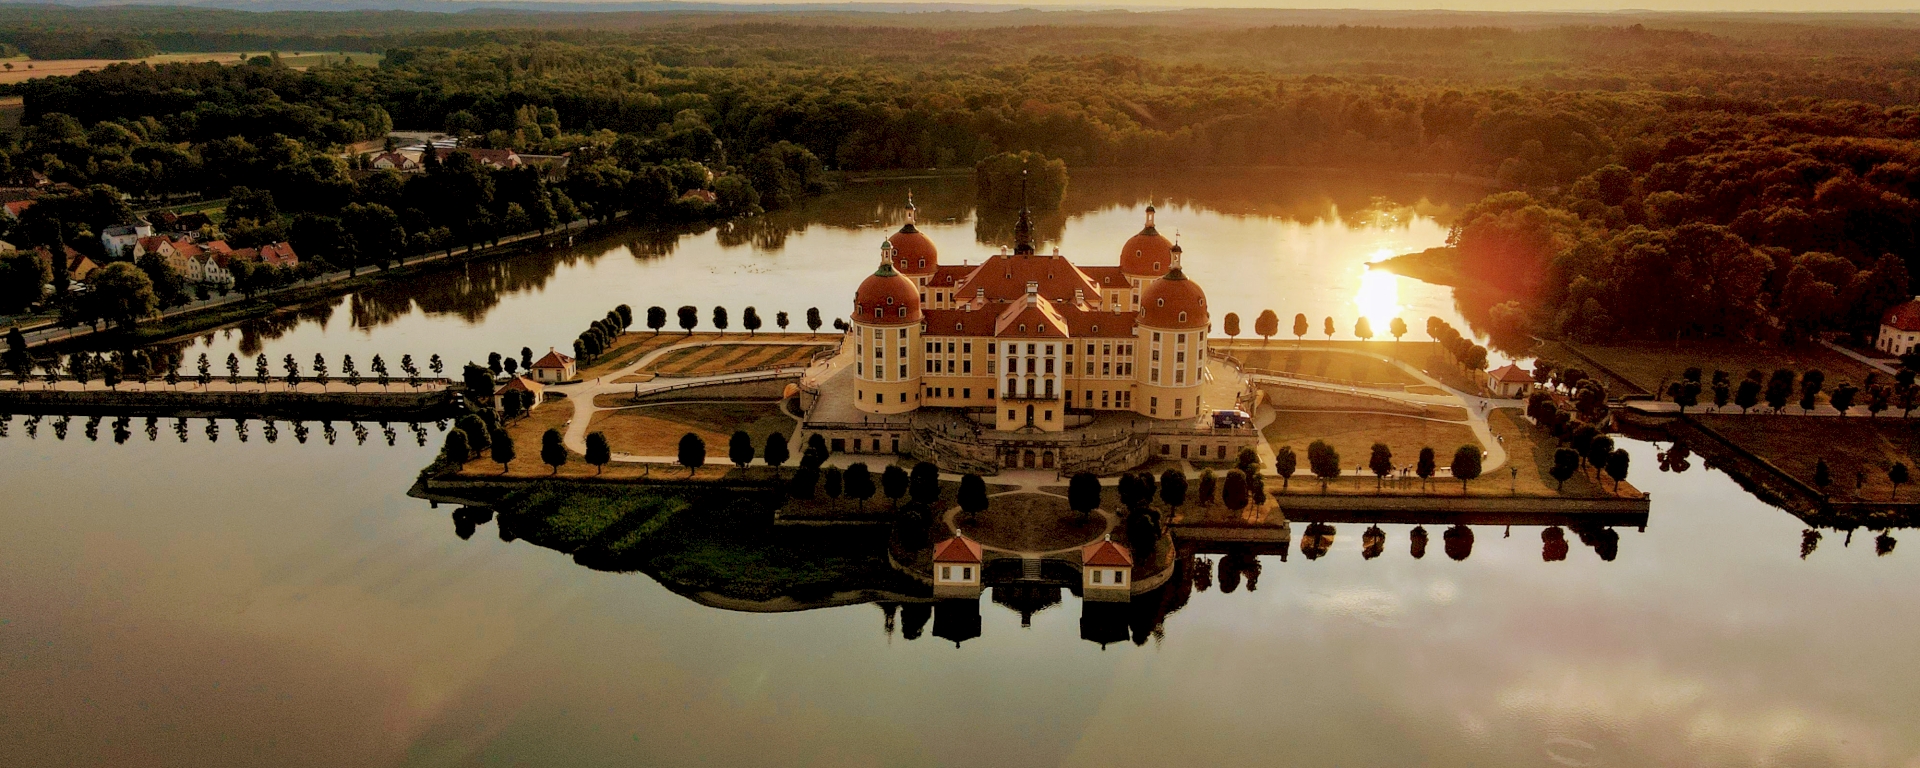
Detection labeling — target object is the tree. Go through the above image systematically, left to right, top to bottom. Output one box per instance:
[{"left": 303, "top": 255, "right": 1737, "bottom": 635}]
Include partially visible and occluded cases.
[
  {"left": 87, "top": 262, "right": 158, "bottom": 330},
  {"left": 615, "top": 304, "right": 633, "bottom": 329},
  {"left": 678, "top": 305, "right": 699, "bottom": 334},
  {"left": 647, "top": 306, "right": 667, "bottom": 334},
  {"left": 712, "top": 306, "right": 729, "bottom": 332},
  {"left": 742, "top": 307, "right": 762, "bottom": 337},
  {"left": 806, "top": 307, "right": 822, "bottom": 336},
  {"left": 1254, "top": 309, "right": 1279, "bottom": 344},
  {"left": 1223, "top": 312, "right": 1241, "bottom": 341},
  {"left": 1292, "top": 313, "right": 1308, "bottom": 344},
  {"left": 1322, "top": 316, "right": 1335, "bottom": 341},
  {"left": 1355, "top": 317, "right": 1375, "bottom": 342},
  {"left": 1390, "top": 317, "right": 1408, "bottom": 343},
  {"left": 1766, "top": 369, "right": 1795, "bottom": 413},
  {"left": 1799, "top": 369, "right": 1826, "bottom": 413},
  {"left": 1735, "top": 379, "right": 1761, "bottom": 414},
  {"left": 1831, "top": 382, "right": 1860, "bottom": 415},
  {"left": 439, "top": 424, "right": 474, "bottom": 463},
  {"left": 541, "top": 428, "right": 567, "bottom": 474},
  {"left": 490, "top": 429, "right": 515, "bottom": 473},
  {"left": 729, "top": 429, "right": 755, "bottom": 471},
  {"left": 585, "top": 432, "right": 611, "bottom": 474},
  {"left": 676, "top": 432, "right": 707, "bottom": 475},
  {"left": 763, "top": 432, "right": 790, "bottom": 475},
  {"left": 1585, "top": 435, "right": 1615, "bottom": 476},
  {"left": 1308, "top": 439, "right": 1341, "bottom": 492},
  {"left": 1368, "top": 442, "right": 1393, "bottom": 489},
  {"left": 1451, "top": 445, "right": 1483, "bottom": 492},
  {"left": 1274, "top": 446, "right": 1297, "bottom": 489},
  {"left": 1415, "top": 447, "right": 1437, "bottom": 489},
  {"left": 1551, "top": 448, "right": 1580, "bottom": 490},
  {"left": 1605, "top": 448, "right": 1630, "bottom": 492},
  {"left": 1813, "top": 457, "right": 1832, "bottom": 495},
  {"left": 909, "top": 461, "right": 940, "bottom": 505},
  {"left": 844, "top": 462, "right": 876, "bottom": 510},
  {"left": 1893, "top": 462, "right": 1911, "bottom": 500},
  {"left": 881, "top": 464, "right": 909, "bottom": 510},
  {"left": 788, "top": 465, "right": 819, "bottom": 499},
  {"left": 1160, "top": 469, "right": 1188, "bottom": 508},
  {"left": 1195, "top": 469, "right": 1217, "bottom": 505},
  {"left": 1223, "top": 469, "right": 1250, "bottom": 510},
  {"left": 1069, "top": 472, "right": 1102, "bottom": 519},
  {"left": 958, "top": 473, "right": 989, "bottom": 513}
]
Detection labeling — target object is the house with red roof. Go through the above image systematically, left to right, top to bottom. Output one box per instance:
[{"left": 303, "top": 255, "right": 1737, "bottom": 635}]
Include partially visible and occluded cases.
[
  {"left": 432, "top": 147, "right": 522, "bottom": 170},
  {"left": 369, "top": 151, "right": 420, "bottom": 172},
  {"left": 3, "top": 199, "right": 33, "bottom": 220},
  {"left": 33, "top": 246, "right": 97, "bottom": 282},
  {"left": 1877, "top": 297, "right": 1920, "bottom": 356},
  {"left": 528, "top": 347, "right": 576, "bottom": 383},
  {"left": 1486, "top": 362, "right": 1535, "bottom": 398},
  {"left": 494, "top": 375, "right": 546, "bottom": 413},
  {"left": 931, "top": 531, "right": 983, "bottom": 597},
  {"left": 1081, "top": 536, "right": 1134, "bottom": 600}
]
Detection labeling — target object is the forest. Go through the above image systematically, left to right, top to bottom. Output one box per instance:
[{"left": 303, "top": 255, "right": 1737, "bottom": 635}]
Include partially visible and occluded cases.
[{"left": 4, "top": 9, "right": 1920, "bottom": 344}]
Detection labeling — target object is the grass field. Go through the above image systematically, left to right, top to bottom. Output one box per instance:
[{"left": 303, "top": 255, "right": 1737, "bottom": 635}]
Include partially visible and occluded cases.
[
  {"left": 0, "top": 52, "right": 380, "bottom": 84},
  {"left": 575, "top": 332, "right": 832, "bottom": 380},
  {"left": 1220, "top": 339, "right": 1486, "bottom": 394},
  {"left": 1550, "top": 340, "right": 1883, "bottom": 398},
  {"left": 643, "top": 343, "right": 830, "bottom": 376},
  {"left": 1226, "top": 347, "right": 1422, "bottom": 386},
  {"left": 1261, "top": 384, "right": 1468, "bottom": 421},
  {"left": 586, "top": 401, "right": 791, "bottom": 458},
  {"left": 1263, "top": 410, "right": 1480, "bottom": 478},
  {"left": 1693, "top": 414, "right": 1920, "bottom": 504},
  {"left": 951, "top": 492, "right": 1105, "bottom": 552}
]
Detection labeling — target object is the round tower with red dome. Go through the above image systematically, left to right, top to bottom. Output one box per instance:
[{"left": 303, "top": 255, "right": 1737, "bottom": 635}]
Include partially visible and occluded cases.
[
  {"left": 888, "top": 192, "right": 939, "bottom": 287},
  {"left": 1119, "top": 205, "right": 1174, "bottom": 311},
  {"left": 1134, "top": 240, "right": 1210, "bottom": 421},
  {"left": 852, "top": 241, "right": 925, "bottom": 415}
]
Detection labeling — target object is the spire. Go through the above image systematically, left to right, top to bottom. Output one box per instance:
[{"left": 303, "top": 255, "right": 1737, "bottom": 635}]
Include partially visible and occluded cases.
[
  {"left": 1013, "top": 168, "right": 1035, "bottom": 255},
  {"left": 904, "top": 189, "right": 917, "bottom": 226},
  {"left": 1145, "top": 204, "right": 1156, "bottom": 229},
  {"left": 876, "top": 239, "right": 898, "bottom": 276}
]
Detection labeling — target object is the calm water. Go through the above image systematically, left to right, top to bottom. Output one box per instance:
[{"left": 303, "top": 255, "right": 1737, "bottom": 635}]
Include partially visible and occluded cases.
[{"left": 4, "top": 170, "right": 1917, "bottom": 767}]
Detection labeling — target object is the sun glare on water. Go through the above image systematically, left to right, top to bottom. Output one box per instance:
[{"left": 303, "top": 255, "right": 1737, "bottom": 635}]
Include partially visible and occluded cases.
[{"left": 1355, "top": 252, "right": 1402, "bottom": 329}]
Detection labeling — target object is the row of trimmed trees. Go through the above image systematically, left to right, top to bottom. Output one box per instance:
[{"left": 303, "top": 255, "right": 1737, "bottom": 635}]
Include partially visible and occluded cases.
[
  {"left": 1220, "top": 310, "right": 1412, "bottom": 345},
  {"left": 4, "top": 344, "right": 442, "bottom": 391},
  {"left": 1656, "top": 365, "right": 1918, "bottom": 418},
  {"left": 1, "top": 412, "right": 434, "bottom": 446},
  {"left": 1270, "top": 440, "right": 1494, "bottom": 492}
]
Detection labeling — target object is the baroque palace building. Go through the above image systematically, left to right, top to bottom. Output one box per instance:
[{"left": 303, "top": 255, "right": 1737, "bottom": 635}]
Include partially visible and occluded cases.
[{"left": 848, "top": 197, "right": 1213, "bottom": 432}]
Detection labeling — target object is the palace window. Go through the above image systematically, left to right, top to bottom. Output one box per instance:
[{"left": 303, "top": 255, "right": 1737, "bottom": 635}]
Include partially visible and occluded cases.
[
  {"left": 899, "top": 328, "right": 909, "bottom": 339},
  {"left": 1153, "top": 332, "right": 1162, "bottom": 343},
  {"left": 947, "top": 342, "right": 956, "bottom": 354},
  {"left": 963, "top": 342, "right": 972, "bottom": 354},
  {"left": 987, "top": 343, "right": 996, "bottom": 354},
  {"left": 1027, "top": 344, "right": 1037, "bottom": 354},
  {"left": 1086, "top": 344, "right": 1096, "bottom": 355},
  {"left": 1045, "top": 345, "right": 1054, "bottom": 355},
  {"left": 1175, "top": 351, "right": 1185, "bottom": 363},
  {"left": 1044, "top": 358, "right": 1054, "bottom": 374},
  {"left": 963, "top": 359, "right": 972, "bottom": 373},
  {"left": 1065, "top": 362, "right": 1073, "bottom": 375},
  {"left": 1102, "top": 362, "right": 1111, "bottom": 376},
  {"left": 898, "top": 364, "right": 907, "bottom": 378},
  {"left": 1175, "top": 369, "right": 1184, "bottom": 383},
  {"left": 1044, "top": 379, "right": 1054, "bottom": 398},
  {"left": 963, "top": 388, "right": 972, "bottom": 399},
  {"left": 1150, "top": 396, "right": 1158, "bottom": 416},
  {"left": 1175, "top": 398, "right": 1183, "bottom": 417},
  {"left": 1044, "top": 410, "right": 1053, "bottom": 421}
]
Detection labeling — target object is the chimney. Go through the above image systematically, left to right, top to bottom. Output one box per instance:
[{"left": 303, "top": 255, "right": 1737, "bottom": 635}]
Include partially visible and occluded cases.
[{"left": 1074, "top": 289, "right": 1084, "bottom": 304}]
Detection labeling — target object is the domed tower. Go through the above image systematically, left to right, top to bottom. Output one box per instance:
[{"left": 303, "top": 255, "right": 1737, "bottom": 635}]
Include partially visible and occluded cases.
[
  {"left": 889, "top": 191, "right": 939, "bottom": 291},
  {"left": 1119, "top": 205, "right": 1174, "bottom": 310},
  {"left": 852, "top": 241, "right": 924, "bottom": 416},
  {"left": 1134, "top": 242, "right": 1209, "bottom": 421}
]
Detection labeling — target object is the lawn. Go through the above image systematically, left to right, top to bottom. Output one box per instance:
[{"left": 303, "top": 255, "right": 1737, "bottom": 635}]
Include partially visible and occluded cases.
[
  {"left": 575, "top": 332, "right": 829, "bottom": 380},
  {"left": 1220, "top": 339, "right": 1486, "bottom": 394},
  {"left": 1552, "top": 340, "right": 1883, "bottom": 398},
  {"left": 643, "top": 342, "right": 829, "bottom": 376},
  {"left": 1225, "top": 347, "right": 1422, "bottom": 386},
  {"left": 1261, "top": 384, "right": 1468, "bottom": 421},
  {"left": 452, "top": 401, "right": 745, "bottom": 480},
  {"left": 587, "top": 401, "right": 791, "bottom": 457},
  {"left": 1262, "top": 410, "right": 1480, "bottom": 478},
  {"left": 1692, "top": 414, "right": 1920, "bottom": 504},
  {"left": 951, "top": 492, "right": 1106, "bottom": 552}
]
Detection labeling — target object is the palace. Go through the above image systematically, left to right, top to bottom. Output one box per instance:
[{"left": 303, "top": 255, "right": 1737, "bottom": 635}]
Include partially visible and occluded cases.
[{"left": 849, "top": 198, "right": 1212, "bottom": 432}]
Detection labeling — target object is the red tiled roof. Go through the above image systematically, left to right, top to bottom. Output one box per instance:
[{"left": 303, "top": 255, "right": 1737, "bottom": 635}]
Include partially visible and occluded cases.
[
  {"left": 434, "top": 147, "right": 521, "bottom": 168},
  {"left": 3, "top": 200, "right": 31, "bottom": 217},
  {"left": 203, "top": 240, "right": 232, "bottom": 254},
  {"left": 256, "top": 242, "right": 298, "bottom": 267},
  {"left": 953, "top": 252, "right": 1101, "bottom": 307},
  {"left": 854, "top": 258, "right": 921, "bottom": 326},
  {"left": 926, "top": 264, "right": 973, "bottom": 288},
  {"left": 1078, "top": 265, "right": 1129, "bottom": 288},
  {"left": 1139, "top": 267, "right": 1208, "bottom": 329},
  {"left": 1883, "top": 298, "right": 1920, "bottom": 333},
  {"left": 994, "top": 300, "right": 1071, "bottom": 338},
  {"left": 1059, "top": 307, "right": 1137, "bottom": 338},
  {"left": 922, "top": 308, "right": 999, "bottom": 336},
  {"left": 531, "top": 349, "right": 574, "bottom": 369},
  {"left": 1489, "top": 363, "right": 1533, "bottom": 384},
  {"left": 496, "top": 375, "right": 545, "bottom": 394},
  {"left": 932, "top": 535, "right": 983, "bottom": 563},
  {"left": 1082, "top": 538, "right": 1134, "bottom": 567}
]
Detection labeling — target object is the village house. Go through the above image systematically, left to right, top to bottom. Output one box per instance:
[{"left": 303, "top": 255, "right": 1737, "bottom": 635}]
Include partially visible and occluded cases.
[
  {"left": 433, "top": 147, "right": 522, "bottom": 170},
  {"left": 369, "top": 151, "right": 420, "bottom": 171},
  {"left": 4, "top": 199, "right": 33, "bottom": 220},
  {"left": 99, "top": 221, "right": 153, "bottom": 259},
  {"left": 34, "top": 246, "right": 98, "bottom": 282},
  {"left": 1876, "top": 297, "right": 1920, "bottom": 357},
  {"left": 528, "top": 348, "right": 576, "bottom": 383},
  {"left": 1486, "top": 363, "right": 1535, "bottom": 398},
  {"left": 494, "top": 375, "right": 546, "bottom": 412},
  {"left": 931, "top": 532, "right": 983, "bottom": 597},
  {"left": 1080, "top": 536, "right": 1134, "bottom": 601}
]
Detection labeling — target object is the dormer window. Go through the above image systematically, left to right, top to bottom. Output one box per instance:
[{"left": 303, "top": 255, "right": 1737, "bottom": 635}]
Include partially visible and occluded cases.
[
  {"left": 918, "top": 259, "right": 925, "bottom": 268},
  {"left": 886, "top": 296, "right": 895, "bottom": 305},
  {"left": 1157, "top": 298, "right": 1165, "bottom": 307},
  {"left": 898, "top": 307, "right": 908, "bottom": 318},
  {"left": 873, "top": 308, "right": 882, "bottom": 318},
  {"left": 1178, "top": 312, "right": 1188, "bottom": 323},
  {"left": 954, "top": 322, "right": 963, "bottom": 331},
  {"left": 1092, "top": 325, "right": 1100, "bottom": 333}
]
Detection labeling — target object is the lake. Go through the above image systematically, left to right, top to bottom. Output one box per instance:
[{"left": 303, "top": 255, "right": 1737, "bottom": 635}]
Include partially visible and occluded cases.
[{"left": 4, "top": 170, "right": 1916, "bottom": 767}]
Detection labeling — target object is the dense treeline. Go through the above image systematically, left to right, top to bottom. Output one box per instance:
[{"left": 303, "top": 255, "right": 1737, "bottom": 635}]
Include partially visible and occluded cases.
[{"left": 1427, "top": 98, "right": 1920, "bottom": 348}]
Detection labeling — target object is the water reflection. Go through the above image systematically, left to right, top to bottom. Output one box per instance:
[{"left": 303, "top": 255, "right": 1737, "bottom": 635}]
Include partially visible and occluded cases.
[{"left": 0, "top": 413, "right": 439, "bottom": 447}]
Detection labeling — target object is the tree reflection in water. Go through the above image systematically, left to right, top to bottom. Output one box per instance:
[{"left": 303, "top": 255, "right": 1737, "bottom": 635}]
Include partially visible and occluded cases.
[
  {"left": 1300, "top": 523, "right": 1336, "bottom": 560},
  {"left": 1443, "top": 524, "right": 1474, "bottom": 561},
  {"left": 1361, "top": 525, "right": 1385, "bottom": 560},
  {"left": 1571, "top": 525, "right": 1619, "bottom": 561},
  {"left": 1542, "top": 526, "right": 1569, "bottom": 562},
  {"left": 1878, "top": 532, "right": 1898, "bottom": 556},
  {"left": 1217, "top": 555, "right": 1242, "bottom": 593},
  {"left": 1190, "top": 556, "right": 1213, "bottom": 592},
  {"left": 900, "top": 603, "right": 931, "bottom": 641}
]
